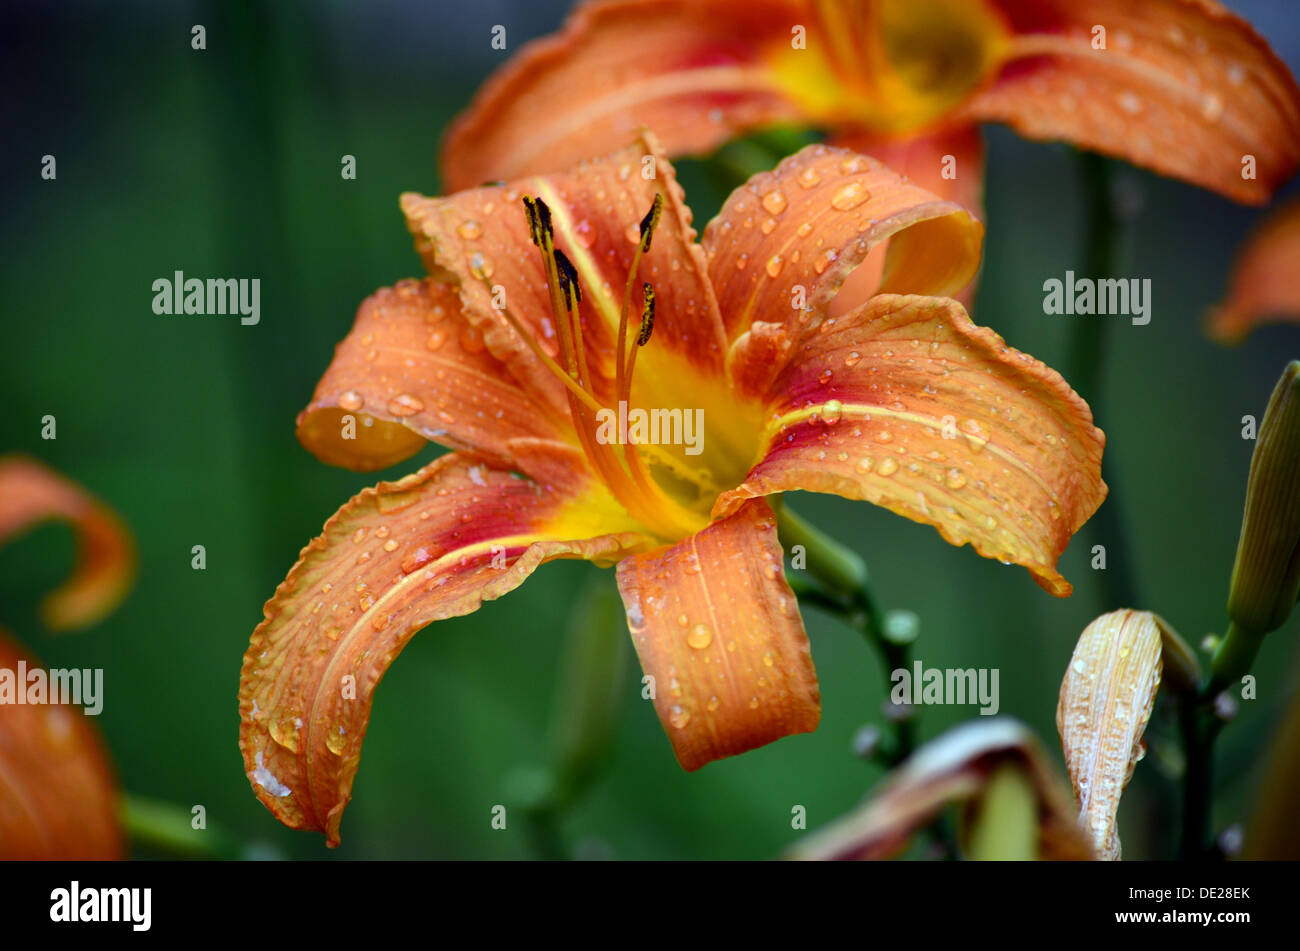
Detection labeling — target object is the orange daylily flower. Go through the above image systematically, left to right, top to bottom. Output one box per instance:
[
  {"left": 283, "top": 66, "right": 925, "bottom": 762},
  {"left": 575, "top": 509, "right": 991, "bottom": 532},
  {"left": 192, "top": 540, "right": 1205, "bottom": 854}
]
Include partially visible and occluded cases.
[
  {"left": 442, "top": 0, "right": 1300, "bottom": 215},
  {"left": 239, "top": 134, "right": 1105, "bottom": 846},
  {"left": 1208, "top": 197, "right": 1300, "bottom": 342},
  {"left": 0, "top": 456, "right": 134, "bottom": 859}
]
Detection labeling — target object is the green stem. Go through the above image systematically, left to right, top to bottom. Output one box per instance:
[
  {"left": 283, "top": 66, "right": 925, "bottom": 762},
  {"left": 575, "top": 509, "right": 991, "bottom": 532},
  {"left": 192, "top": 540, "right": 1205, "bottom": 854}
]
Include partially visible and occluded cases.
[
  {"left": 1068, "top": 151, "right": 1140, "bottom": 612},
  {"left": 776, "top": 501, "right": 915, "bottom": 765},
  {"left": 1207, "top": 621, "right": 1264, "bottom": 696},
  {"left": 1177, "top": 696, "right": 1223, "bottom": 860},
  {"left": 121, "top": 793, "right": 245, "bottom": 859}
]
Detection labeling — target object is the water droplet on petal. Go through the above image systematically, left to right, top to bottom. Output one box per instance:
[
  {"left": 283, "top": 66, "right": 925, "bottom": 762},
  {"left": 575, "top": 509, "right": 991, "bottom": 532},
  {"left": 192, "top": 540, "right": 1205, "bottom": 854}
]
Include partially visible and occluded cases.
[
  {"left": 796, "top": 167, "right": 821, "bottom": 189},
  {"left": 830, "top": 182, "right": 869, "bottom": 211},
  {"left": 761, "top": 189, "right": 788, "bottom": 214},
  {"left": 574, "top": 218, "right": 596, "bottom": 248},
  {"left": 457, "top": 219, "right": 483, "bottom": 240},
  {"left": 468, "top": 251, "right": 494, "bottom": 279},
  {"left": 765, "top": 254, "right": 783, "bottom": 277},
  {"left": 425, "top": 329, "right": 447, "bottom": 351},
  {"left": 844, "top": 351, "right": 861, "bottom": 368},
  {"left": 339, "top": 390, "right": 364, "bottom": 412},
  {"left": 387, "top": 393, "right": 424, "bottom": 417},
  {"left": 822, "top": 399, "right": 842, "bottom": 424},
  {"left": 960, "top": 418, "right": 989, "bottom": 451},
  {"left": 876, "top": 456, "right": 898, "bottom": 477},
  {"left": 401, "top": 547, "right": 434, "bottom": 573},
  {"left": 687, "top": 624, "right": 713, "bottom": 649},
  {"left": 669, "top": 705, "right": 691, "bottom": 729},
  {"left": 325, "top": 726, "right": 347, "bottom": 755}
]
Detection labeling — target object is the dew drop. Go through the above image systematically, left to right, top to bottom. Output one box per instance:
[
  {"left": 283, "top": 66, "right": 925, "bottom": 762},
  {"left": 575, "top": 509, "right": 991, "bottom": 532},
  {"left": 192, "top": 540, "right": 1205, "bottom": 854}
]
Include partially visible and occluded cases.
[
  {"left": 796, "top": 167, "right": 821, "bottom": 189},
  {"left": 830, "top": 182, "right": 869, "bottom": 211},
  {"left": 761, "top": 189, "right": 788, "bottom": 214},
  {"left": 457, "top": 219, "right": 483, "bottom": 240},
  {"left": 468, "top": 251, "right": 495, "bottom": 279},
  {"left": 765, "top": 254, "right": 784, "bottom": 278},
  {"left": 425, "top": 329, "right": 447, "bottom": 351},
  {"left": 844, "top": 350, "right": 861, "bottom": 368},
  {"left": 818, "top": 368, "right": 833, "bottom": 385},
  {"left": 339, "top": 390, "right": 364, "bottom": 412},
  {"left": 387, "top": 393, "right": 424, "bottom": 417},
  {"left": 822, "top": 399, "right": 842, "bottom": 424},
  {"left": 960, "top": 418, "right": 989, "bottom": 451},
  {"left": 876, "top": 456, "right": 898, "bottom": 477},
  {"left": 945, "top": 468, "right": 966, "bottom": 490},
  {"left": 383, "top": 539, "right": 398, "bottom": 553},
  {"left": 401, "top": 547, "right": 434, "bottom": 574},
  {"left": 687, "top": 624, "right": 713, "bottom": 649},
  {"left": 669, "top": 705, "right": 691, "bottom": 729},
  {"left": 325, "top": 726, "right": 347, "bottom": 756}
]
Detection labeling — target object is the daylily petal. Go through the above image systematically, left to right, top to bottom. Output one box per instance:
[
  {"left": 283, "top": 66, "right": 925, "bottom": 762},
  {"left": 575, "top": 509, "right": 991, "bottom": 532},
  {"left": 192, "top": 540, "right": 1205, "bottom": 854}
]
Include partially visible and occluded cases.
[
  {"left": 440, "top": 0, "right": 806, "bottom": 192},
  {"left": 965, "top": 0, "right": 1300, "bottom": 204},
  {"left": 827, "top": 125, "right": 986, "bottom": 312},
  {"left": 708, "top": 145, "right": 983, "bottom": 397},
  {"left": 1208, "top": 198, "right": 1300, "bottom": 343},
  {"left": 296, "top": 278, "right": 575, "bottom": 474},
  {"left": 715, "top": 294, "right": 1106, "bottom": 596},
  {"left": 238, "top": 452, "right": 649, "bottom": 846},
  {"left": 0, "top": 456, "right": 135, "bottom": 631},
  {"left": 614, "top": 497, "right": 819, "bottom": 770},
  {"left": 0, "top": 630, "right": 123, "bottom": 859},
  {"left": 788, "top": 718, "right": 1092, "bottom": 860}
]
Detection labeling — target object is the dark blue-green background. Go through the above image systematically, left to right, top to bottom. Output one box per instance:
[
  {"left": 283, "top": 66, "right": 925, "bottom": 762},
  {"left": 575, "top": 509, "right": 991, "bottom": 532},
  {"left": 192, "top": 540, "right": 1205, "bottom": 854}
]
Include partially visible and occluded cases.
[{"left": 2, "top": 0, "right": 1297, "bottom": 859}]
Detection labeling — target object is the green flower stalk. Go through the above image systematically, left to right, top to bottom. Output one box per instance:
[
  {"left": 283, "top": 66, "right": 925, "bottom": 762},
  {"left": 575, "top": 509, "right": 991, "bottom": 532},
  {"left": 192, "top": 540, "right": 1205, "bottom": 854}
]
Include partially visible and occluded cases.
[{"left": 1213, "top": 361, "right": 1300, "bottom": 687}]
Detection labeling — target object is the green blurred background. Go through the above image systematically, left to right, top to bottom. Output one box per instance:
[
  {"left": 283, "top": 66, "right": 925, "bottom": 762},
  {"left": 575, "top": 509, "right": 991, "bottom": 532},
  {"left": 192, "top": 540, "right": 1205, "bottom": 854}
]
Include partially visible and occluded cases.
[{"left": 2, "top": 0, "right": 1298, "bottom": 859}]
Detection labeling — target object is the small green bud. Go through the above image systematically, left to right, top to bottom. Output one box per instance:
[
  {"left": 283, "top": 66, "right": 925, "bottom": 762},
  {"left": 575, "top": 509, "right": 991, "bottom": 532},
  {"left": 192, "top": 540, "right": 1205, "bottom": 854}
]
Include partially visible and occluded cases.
[{"left": 1215, "top": 362, "right": 1300, "bottom": 686}]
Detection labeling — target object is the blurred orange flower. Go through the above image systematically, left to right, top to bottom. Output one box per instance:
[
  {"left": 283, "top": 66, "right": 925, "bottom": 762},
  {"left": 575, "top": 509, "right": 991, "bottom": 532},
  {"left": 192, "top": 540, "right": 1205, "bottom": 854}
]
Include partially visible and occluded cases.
[
  {"left": 443, "top": 0, "right": 1300, "bottom": 233},
  {"left": 0, "top": 456, "right": 134, "bottom": 859}
]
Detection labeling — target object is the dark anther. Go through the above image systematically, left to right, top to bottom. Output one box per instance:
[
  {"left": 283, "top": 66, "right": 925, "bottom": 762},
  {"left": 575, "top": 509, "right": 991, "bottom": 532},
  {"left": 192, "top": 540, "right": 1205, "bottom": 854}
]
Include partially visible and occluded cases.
[
  {"left": 638, "top": 193, "right": 664, "bottom": 252},
  {"left": 554, "top": 248, "right": 582, "bottom": 307},
  {"left": 637, "top": 283, "right": 656, "bottom": 346}
]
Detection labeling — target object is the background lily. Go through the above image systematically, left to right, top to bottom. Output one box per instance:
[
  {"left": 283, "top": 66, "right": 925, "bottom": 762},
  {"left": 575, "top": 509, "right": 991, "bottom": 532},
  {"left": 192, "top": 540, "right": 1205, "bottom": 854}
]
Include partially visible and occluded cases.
[
  {"left": 441, "top": 0, "right": 1300, "bottom": 277},
  {"left": 239, "top": 133, "right": 1105, "bottom": 845},
  {"left": 1209, "top": 197, "right": 1300, "bottom": 342},
  {"left": 0, "top": 456, "right": 133, "bottom": 859}
]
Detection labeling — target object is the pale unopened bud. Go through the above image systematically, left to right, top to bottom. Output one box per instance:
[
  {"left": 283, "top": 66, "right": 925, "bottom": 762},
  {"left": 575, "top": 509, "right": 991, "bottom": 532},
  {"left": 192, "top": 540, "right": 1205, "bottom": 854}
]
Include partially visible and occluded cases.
[{"left": 1057, "top": 609, "right": 1163, "bottom": 860}]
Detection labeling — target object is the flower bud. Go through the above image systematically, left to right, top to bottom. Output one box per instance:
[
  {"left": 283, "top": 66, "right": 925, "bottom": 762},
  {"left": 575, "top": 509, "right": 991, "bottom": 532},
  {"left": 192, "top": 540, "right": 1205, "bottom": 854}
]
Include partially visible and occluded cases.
[{"left": 1226, "top": 362, "right": 1300, "bottom": 637}]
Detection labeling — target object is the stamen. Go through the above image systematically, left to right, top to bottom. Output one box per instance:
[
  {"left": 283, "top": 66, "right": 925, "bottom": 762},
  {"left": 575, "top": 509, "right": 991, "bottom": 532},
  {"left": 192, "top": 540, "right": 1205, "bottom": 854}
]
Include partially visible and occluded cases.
[
  {"left": 615, "top": 193, "right": 665, "bottom": 412},
  {"left": 638, "top": 193, "right": 664, "bottom": 252},
  {"left": 495, "top": 194, "right": 705, "bottom": 540},
  {"left": 636, "top": 283, "right": 656, "bottom": 346}
]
